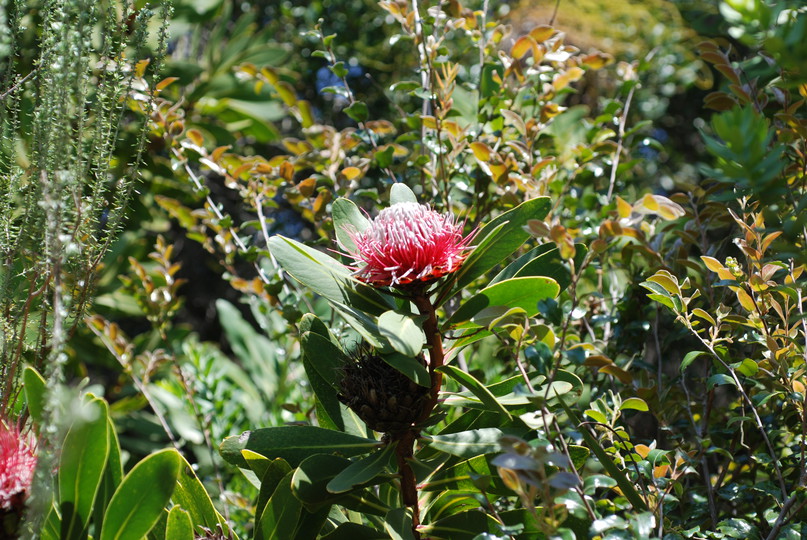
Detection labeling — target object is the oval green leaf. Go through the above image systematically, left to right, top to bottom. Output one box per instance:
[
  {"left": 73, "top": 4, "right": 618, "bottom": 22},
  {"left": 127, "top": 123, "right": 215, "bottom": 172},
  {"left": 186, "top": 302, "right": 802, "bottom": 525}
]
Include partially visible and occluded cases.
[
  {"left": 378, "top": 311, "right": 426, "bottom": 357},
  {"left": 60, "top": 397, "right": 110, "bottom": 540},
  {"left": 99, "top": 448, "right": 182, "bottom": 540},
  {"left": 165, "top": 506, "right": 194, "bottom": 540}
]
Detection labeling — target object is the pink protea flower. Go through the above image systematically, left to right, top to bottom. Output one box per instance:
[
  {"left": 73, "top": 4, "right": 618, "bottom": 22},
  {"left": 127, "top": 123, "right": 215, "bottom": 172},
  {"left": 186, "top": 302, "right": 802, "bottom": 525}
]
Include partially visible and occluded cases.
[
  {"left": 345, "top": 201, "right": 473, "bottom": 287},
  {"left": 0, "top": 421, "right": 36, "bottom": 514}
]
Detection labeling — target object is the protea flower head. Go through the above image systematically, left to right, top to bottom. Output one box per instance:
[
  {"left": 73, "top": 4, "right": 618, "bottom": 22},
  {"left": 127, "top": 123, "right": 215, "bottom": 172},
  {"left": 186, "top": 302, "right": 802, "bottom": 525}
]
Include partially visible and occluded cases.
[
  {"left": 345, "top": 201, "right": 473, "bottom": 287},
  {"left": 0, "top": 421, "right": 36, "bottom": 521}
]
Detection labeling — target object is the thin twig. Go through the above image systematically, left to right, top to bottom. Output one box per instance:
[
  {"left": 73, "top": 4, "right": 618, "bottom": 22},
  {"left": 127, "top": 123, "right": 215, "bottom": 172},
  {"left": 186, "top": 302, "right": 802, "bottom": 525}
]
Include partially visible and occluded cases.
[
  {"left": 0, "top": 68, "right": 37, "bottom": 101},
  {"left": 606, "top": 84, "right": 635, "bottom": 202}
]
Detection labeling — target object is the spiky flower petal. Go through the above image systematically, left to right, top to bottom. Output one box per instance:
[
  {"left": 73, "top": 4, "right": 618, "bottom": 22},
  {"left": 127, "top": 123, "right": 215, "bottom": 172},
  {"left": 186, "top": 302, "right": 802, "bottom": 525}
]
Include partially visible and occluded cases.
[
  {"left": 346, "top": 202, "right": 472, "bottom": 287},
  {"left": 0, "top": 422, "right": 36, "bottom": 514}
]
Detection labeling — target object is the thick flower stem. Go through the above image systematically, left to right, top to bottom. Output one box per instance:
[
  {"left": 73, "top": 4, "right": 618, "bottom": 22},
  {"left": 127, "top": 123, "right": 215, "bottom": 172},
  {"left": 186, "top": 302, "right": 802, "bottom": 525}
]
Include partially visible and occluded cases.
[
  {"left": 389, "top": 291, "right": 444, "bottom": 539},
  {"left": 413, "top": 292, "right": 444, "bottom": 421},
  {"left": 393, "top": 429, "right": 421, "bottom": 538}
]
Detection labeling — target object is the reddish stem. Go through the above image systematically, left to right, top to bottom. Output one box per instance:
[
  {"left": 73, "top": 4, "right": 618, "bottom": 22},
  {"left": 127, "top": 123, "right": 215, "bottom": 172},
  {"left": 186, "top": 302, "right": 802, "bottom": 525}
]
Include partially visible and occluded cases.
[
  {"left": 390, "top": 290, "right": 445, "bottom": 539},
  {"left": 413, "top": 292, "right": 444, "bottom": 422}
]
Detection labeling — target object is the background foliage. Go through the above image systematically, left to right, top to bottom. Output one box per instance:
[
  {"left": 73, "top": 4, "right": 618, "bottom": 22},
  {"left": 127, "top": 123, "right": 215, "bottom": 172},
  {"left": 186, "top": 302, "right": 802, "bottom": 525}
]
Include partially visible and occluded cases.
[{"left": 1, "top": 0, "right": 806, "bottom": 538}]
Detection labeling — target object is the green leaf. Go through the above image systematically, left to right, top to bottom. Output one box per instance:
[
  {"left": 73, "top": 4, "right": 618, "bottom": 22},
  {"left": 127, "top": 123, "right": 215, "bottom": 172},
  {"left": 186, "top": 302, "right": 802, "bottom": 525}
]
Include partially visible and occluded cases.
[
  {"left": 330, "top": 61, "right": 348, "bottom": 78},
  {"left": 344, "top": 101, "right": 369, "bottom": 123},
  {"left": 375, "top": 146, "right": 395, "bottom": 168},
  {"left": 390, "top": 183, "right": 417, "bottom": 204},
  {"left": 440, "top": 196, "right": 551, "bottom": 300},
  {"left": 332, "top": 197, "right": 371, "bottom": 254},
  {"left": 267, "top": 235, "right": 393, "bottom": 316},
  {"left": 490, "top": 243, "right": 585, "bottom": 291},
  {"left": 444, "top": 276, "right": 559, "bottom": 329},
  {"left": 378, "top": 311, "right": 426, "bottom": 356},
  {"left": 300, "top": 327, "right": 346, "bottom": 430},
  {"left": 301, "top": 331, "right": 347, "bottom": 392},
  {"left": 681, "top": 350, "right": 707, "bottom": 372},
  {"left": 379, "top": 352, "right": 430, "bottom": 387},
  {"left": 735, "top": 358, "right": 758, "bottom": 377},
  {"left": 437, "top": 365, "right": 512, "bottom": 421},
  {"left": 23, "top": 366, "right": 47, "bottom": 427},
  {"left": 707, "top": 373, "right": 736, "bottom": 388},
  {"left": 556, "top": 396, "right": 648, "bottom": 511},
  {"left": 60, "top": 397, "right": 110, "bottom": 540},
  {"left": 619, "top": 398, "right": 649, "bottom": 412},
  {"left": 584, "top": 409, "right": 607, "bottom": 424},
  {"left": 93, "top": 416, "right": 124, "bottom": 531},
  {"left": 220, "top": 427, "right": 381, "bottom": 468},
  {"left": 426, "top": 428, "right": 503, "bottom": 458},
  {"left": 327, "top": 444, "right": 397, "bottom": 494},
  {"left": 568, "top": 445, "right": 590, "bottom": 470},
  {"left": 100, "top": 448, "right": 182, "bottom": 540},
  {"left": 241, "top": 449, "right": 273, "bottom": 479},
  {"left": 172, "top": 452, "right": 231, "bottom": 534},
  {"left": 292, "top": 454, "right": 351, "bottom": 508},
  {"left": 419, "top": 455, "right": 501, "bottom": 494},
  {"left": 255, "top": 458, "right": 294, "bottom": 535},
  {"left": 256, "top": 471, "right": 302, "bottom": 540},
  {"left": 584, "top": 474, "right": 618, "bottom": 494},
  {"left": 41, "top": 502, "right": 61, "bottom": 540},
  {"left": 165, "top": 506, "right": 194, "bottom": 540},
  {"left": 293, "top": 506, "right": 333, "bottom": 540},
  {"left": 384, "top": 507, "right": 416, "bottom": 540},
  {"left": 423, "top": 510, "right": 498, "bottom": 538},
  {"left": 320, "top": 523, "right": 389, "bottom": 539}
]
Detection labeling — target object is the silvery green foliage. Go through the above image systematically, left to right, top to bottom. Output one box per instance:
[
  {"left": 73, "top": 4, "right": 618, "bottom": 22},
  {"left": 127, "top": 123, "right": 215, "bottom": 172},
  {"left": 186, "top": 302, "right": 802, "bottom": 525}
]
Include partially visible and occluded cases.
[{"left": 0, "top": 0, "right": 170, "bottom": 532}]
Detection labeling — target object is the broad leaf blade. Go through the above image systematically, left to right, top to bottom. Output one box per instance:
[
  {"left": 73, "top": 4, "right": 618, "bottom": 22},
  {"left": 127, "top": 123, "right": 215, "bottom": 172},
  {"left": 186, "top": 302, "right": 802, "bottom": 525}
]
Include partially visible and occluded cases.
[
  {"left": 390, "top": 183, "right": 417, "bottom": 204},
  {"left": 441, "top": 196, "right": 551, "bottom": 301},
  {"left": 332, "top": 197, "right": 371, "bottom": 253},
  {"left": 268, "top": 235, "right": 393, "bottom": 315},
  {"left": 444, "top": 276, "right": 559, "bottom": 329},
  {"left": 378, "top": 310, "right": 426, "bottom": 357},
  {"left": 437, "top": 365, "right": 512, "bottom": 421},
  {"left": 60, "top": 397, "right": 110, "bottom": 540},
  {"left": 220, "top": 426, "right": 381, "bottom": 468},
  {"left": 426, "top": 428, "right": 503, "bottom": 458},
  {"left": 327, "top": 444, "right": 397, "bottom": 494},
  {"left": 99, "top": 448, "right": 182, "bottom": 540},
  {"left": 256, "top": 471, "right": 302, "bottom": 540},
  {"left": 165, "top": 506, "right": 194, "bottom": 540}
]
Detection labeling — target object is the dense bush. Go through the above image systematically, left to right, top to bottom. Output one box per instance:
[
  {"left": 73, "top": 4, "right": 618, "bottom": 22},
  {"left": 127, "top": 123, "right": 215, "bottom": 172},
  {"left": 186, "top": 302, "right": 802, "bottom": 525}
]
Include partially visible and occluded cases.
[{"left": 1, "top": 0, "right": 805, "bottom": 539}]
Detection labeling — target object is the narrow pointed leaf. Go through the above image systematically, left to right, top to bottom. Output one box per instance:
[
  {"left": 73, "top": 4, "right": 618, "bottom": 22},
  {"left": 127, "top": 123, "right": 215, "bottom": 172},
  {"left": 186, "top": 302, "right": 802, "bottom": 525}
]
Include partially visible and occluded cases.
[
  {"left": 268, "top": 235, "right": 393, "bottom": 315},
  {"left": 437, "top": 365, "right": 512, "bottom": 421},
  {"left": 23, "top": 366, "right": 47, "bottom": 427},
  {"left": 557, "top": 395, "right": 648, "bottom": 511},
  {"left": 220, "top": 427, "right": 381, "bottom": 468},
  {"left": 327, "top": 444, "right": 397, "bottom": 494},
  {"left": 172, "top": 452, "right": 232, "bottom": 534}
]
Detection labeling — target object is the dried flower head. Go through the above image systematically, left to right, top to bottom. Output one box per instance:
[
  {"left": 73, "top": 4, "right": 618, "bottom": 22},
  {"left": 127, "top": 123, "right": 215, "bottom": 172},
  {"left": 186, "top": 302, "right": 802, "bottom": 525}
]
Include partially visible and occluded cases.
[
  {"left": 345, "top": 201, "right": 473, "bottom": 287},
  {"left": 337, "top": 345, "right": 431, "bottom": 434},
  {"left": 0, "top": 421, "right": 36, "bottom": 515}
]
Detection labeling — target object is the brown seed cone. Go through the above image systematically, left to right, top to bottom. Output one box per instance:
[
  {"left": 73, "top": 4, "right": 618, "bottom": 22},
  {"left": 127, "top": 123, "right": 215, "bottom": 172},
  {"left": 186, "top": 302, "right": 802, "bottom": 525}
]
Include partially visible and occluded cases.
[{"left": 337, "top": 347, "right": 431, "bottom": 435}]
